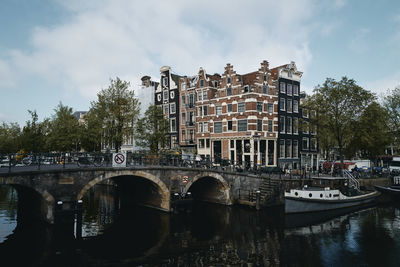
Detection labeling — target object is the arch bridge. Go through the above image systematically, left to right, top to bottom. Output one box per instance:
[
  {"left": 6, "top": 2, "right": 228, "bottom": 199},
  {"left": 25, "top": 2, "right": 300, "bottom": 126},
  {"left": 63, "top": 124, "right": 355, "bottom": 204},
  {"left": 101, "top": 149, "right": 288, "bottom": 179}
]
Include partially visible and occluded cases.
[{"left": 0, "top": 166, "right": 283, "bottom": 224}]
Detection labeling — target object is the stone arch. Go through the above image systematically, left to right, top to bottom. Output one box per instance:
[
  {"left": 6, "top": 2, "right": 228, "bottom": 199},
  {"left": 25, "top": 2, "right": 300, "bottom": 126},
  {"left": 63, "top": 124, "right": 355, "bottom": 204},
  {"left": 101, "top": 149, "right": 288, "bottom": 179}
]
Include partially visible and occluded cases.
[
  {"left": 77, "top": 170, "right": 170, "bottom": 211},
  {"left": 184, "top": 172, "right": 231, "bottom": 205},
  {"left": 1, "top": 182, "right": 56, "bottom": 224}
]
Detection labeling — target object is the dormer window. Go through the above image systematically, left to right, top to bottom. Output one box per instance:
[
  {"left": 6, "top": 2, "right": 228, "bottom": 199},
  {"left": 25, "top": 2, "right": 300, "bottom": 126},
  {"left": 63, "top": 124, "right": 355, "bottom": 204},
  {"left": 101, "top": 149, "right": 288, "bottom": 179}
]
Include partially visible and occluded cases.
[
  {"left": 227, "top": 77, "right": 231, "bottom": 84},
  {"left": 200, "top": 80, "right": 204, "bottom": 87}
]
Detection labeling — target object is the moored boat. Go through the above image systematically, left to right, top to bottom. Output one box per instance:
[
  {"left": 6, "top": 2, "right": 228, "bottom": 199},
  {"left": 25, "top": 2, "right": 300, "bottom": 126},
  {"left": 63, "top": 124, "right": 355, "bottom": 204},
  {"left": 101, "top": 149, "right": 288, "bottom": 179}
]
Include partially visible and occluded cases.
[
  {"left": 285, "top": 172, "right": 380, "bottom": 214},
  {"left": 374, "top": 175, "right": 400, "bottom": 198}
]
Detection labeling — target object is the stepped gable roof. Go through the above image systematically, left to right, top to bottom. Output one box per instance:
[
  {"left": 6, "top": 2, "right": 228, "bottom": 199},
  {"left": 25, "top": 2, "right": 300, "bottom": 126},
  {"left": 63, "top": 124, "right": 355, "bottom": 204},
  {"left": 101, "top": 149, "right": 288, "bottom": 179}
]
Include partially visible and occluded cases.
[
  {"left": 270, "top": 64, "right": 287, "bottom": 80},
  {"left": 241, "top": 71, "right": 258, "bottom": 85}
]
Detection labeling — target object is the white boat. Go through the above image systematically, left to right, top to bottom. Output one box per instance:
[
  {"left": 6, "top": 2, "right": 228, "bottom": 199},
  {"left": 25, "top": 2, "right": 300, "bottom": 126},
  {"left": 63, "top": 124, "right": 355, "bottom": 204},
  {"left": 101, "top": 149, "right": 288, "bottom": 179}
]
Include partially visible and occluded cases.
[{"left": 285, "top": 172, "right": 380, "bottom": 214}]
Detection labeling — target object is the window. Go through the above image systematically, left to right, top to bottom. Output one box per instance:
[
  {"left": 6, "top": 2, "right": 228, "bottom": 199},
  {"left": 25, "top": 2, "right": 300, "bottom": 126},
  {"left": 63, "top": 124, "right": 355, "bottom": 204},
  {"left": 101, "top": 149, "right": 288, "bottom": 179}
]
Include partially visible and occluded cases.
[
  {"left": 288, "top": 71, "right": 292, "bottom": 78},
  {"left": 264, "top": 75, "right": 267, "bottom": 81},
  {"left": 162, "top": 77, "right": 168, "bottom": 87},
  {"left": 227, "top": 77, "right": 231, "bottom": 84},
  {"left": 200, "top": 80, "right": 204, "bottom": 87},
  {"left": 182, "top": 82, "right": 186, "bottom": 90},
  {"left": 280, "top": 82, "right": 286, "bottom": 93},
  {"left": 287, "top": 84, "right": 292, "bottom": 95},
  {"left": 293, "top": 84, "right": 299, "bottom": 95},
  {"left": 244, "top": 85, "right": 249, "bottom": 93},
  {"left": 263, "top": 85, "right": 267, "bottom": 94},
  {"left": 227, "top": 87, "right": 232, "bottom": 96},
  {"left": 163, "top": 90, "right": 168, "bottom": 101},
  {"left": 170, "top": 91, "right": 175, "bottom": 99},
  {"left": 203, "top": 91, "right": 207, "bottom": 100},
  {"left": 198, "top": 92, "right": 202, "bottom": 101},
  {"left": 157, "top": 94, "right": 162, "bottom": 102},
  {"left": 189, "top": 94, "right": 195, "bottom": 107},
  {"left": 181, "top": 95, "right": 185, "bottom": 105},
  {"left": 280, "top": 98, "right": 285, "bottom": 111},
  {"left": 287, "top": 99, "right": 292, "bottom": 113},
  {"left": 293, "top": 100, "right": 298, "bottom": 113},
  {"left": 238, "top": 102, "right": 246, "bottom": 112},
  {"left": 257, "top": 102, "right": 263, "bottom": 112},
  {"left": 170, "top": 103, "right": 176, "bottom": 114},
  {"left": 228, "top": 103, "right": 233, "bottom": 113},
  {"left": 268, "top": 103, "right": 273, "bottom": 113},
  {"left": 163, "top": 104, "right": 169, "bottom": 116},
  {"left": 203, "top": 106, "right": 208, "bottom": 115},
  {"left": 216, "top": 106, "right": 222, "bottom": 115},
  {"left": 198, "top": 107, "right": 202, "bottom": 116},
  {"left": 303, "top": 108, "right": 309, "bottom": 118},
  {"left": 189, "top": 112, "right": 194, "bottom": 125},
  {"left": 181, "top": 113, "right": 186, "bottom": 125},
  {"left": 280, "top": 116, "right": 285, "bottom": 133},
  {"left": 286, "top": 117, "right": 292, "bottom": 134},
  {"left": 293, "top": 117, "right": 299, "bottom": 134},
  {"left": 170, "top": 118, "right": 176, "bottom": 132},
  {"left": 257, "top": 119, "right": 262, "bottom": 131},
  {"left": 238, "top": 120, "right": 247, "bottom": 131},
  {"left": 268, "top": 120, "right": 273, "bottom": 132},
  {"left": 228, "top": 121, "right": 233, "bottom": 131},
  {"left": 303, "top": 121, "right": 309, "bottom": 134},
  {"left": 199, "top": 122, "right": 203, "bottom": 132},
  {"left": 204, "top": 122, "right": 208, "bottom": 132},
  {"left": 214, "top": 122, "right": 222, "bottom": 133},
  {"left": 311, "top": 124, "right": 317, "bottom": 135},
  {"left": 181, "top": 130, "right": 185, "bottom": 141},
  {"left": 302, "top": 137, "right": 309, "bottom": 150},
  {"left": 311, "top": 138, "right": 317, "bottom": 150},
  {"left": 199, "top": 139, "right": 205, "bottom": 148},
  {"left": 230, "top": 140, "right": 234, "bottom": 148},
  {"left": 280, "top": 140, "right": 285, "bottom": 158},
  {"left": 286, "top": 140, "right": 292, "bottom": 158},
  {"left": 293, "top": 140, "right": 298, "bottom": 158}
]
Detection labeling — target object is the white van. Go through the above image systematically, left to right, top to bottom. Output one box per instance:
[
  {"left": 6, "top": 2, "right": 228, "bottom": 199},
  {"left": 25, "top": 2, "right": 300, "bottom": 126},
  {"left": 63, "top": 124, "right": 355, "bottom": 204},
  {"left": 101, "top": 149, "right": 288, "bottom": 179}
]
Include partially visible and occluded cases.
[{"left": 389, "top": 157, "right": 400, "bottom": 174}]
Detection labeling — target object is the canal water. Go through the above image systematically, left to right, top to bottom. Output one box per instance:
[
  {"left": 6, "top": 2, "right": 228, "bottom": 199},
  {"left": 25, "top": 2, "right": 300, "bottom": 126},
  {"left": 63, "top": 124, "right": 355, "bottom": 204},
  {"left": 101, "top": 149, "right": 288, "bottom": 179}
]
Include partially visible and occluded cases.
[{"left": 1, "top": 184, "right": 400, "bottom": 266}]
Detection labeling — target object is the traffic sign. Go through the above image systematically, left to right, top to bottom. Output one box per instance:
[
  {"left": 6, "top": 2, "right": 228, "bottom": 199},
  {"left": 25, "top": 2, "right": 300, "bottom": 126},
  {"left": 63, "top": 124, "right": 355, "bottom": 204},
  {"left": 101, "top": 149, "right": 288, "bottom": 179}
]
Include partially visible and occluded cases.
[{"left": 112, "top": 152, "right": 126, "bottom": 167}]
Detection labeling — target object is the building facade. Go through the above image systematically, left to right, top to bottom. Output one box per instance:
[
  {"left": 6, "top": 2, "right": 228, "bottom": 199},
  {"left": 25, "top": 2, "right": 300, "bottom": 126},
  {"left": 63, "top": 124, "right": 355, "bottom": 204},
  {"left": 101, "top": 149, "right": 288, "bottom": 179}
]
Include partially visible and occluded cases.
[
  {"left": 196, "top": 61, "right": 278, "bottom": 168},
  {"left": 155, "top": 66, "right": 181, "bottom": 149}
]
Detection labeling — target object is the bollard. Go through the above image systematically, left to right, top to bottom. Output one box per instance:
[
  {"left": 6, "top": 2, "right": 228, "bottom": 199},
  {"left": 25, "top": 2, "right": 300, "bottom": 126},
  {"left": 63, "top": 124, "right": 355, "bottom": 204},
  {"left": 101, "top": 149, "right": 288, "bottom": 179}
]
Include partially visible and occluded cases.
[
  {"left": 256, "top": 190, "right": 261, "bottom": 210},
  {"left": 75, "top": 200, "right": 83, "bottom": 240}
]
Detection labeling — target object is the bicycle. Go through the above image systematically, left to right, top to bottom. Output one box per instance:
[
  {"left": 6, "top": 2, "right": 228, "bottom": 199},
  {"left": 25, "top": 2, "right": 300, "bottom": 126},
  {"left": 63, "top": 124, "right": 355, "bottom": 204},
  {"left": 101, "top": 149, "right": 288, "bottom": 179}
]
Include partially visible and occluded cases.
[{"left": 77, "top": 155, "right": 104, "bottom": 167}]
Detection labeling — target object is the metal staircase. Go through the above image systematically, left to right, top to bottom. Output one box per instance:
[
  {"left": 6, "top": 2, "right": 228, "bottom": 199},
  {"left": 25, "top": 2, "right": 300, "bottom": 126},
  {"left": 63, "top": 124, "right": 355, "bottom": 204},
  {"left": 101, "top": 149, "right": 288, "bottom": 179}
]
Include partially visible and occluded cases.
[{"left": 343, "top": 170, "right": 360, "bottom": 191}]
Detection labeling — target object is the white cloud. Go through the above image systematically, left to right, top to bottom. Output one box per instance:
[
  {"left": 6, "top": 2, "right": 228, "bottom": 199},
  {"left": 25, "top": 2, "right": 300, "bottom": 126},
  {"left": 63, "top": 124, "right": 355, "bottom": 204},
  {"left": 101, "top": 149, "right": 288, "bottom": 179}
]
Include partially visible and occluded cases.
[
  {"left": 3, "top": 0, "right": 327, "bottom": 104},
  {"left": 0, "top": 59, "right": 15, "bottom": 88},
  {"left": 363, "top": 71, "right": 400, "bottom": 97}
]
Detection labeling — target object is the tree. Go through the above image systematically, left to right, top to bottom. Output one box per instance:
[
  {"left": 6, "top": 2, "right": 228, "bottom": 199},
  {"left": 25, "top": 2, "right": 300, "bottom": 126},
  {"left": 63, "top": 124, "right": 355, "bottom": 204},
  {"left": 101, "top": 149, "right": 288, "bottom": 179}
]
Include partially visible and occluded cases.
[
  {"left": 90, "top": 77, "right": 140, "bottom": 152},
  {"left": 303, "top": 77, "right": 375, "bottom": 171},
  {"left": 383, "top": 85, "right": 400, "bottom": 149},
  {"left": 46, "top": 102, "right": 80, "bottom": 152},
  {"left": 351, "top": 102, "right": 391, "bottom": 162},
  {"left": 135, "top": 105, "right": 169, "bottom": 155},
  {"left": 19, "top": 110, "right": 47, "bottom": 153},
  {"left": 80, "top": 110, "right": 103, "bottom": 152},
  {"left": 0, "top": 122, "right": 21, "bottom": 154}
]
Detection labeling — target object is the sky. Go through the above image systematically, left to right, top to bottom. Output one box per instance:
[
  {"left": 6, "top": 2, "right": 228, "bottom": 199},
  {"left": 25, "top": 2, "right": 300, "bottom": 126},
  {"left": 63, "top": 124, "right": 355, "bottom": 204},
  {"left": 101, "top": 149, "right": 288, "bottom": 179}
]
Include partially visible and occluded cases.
[{"left": 0, "top": 0, "right": 400, "bottom": 126}]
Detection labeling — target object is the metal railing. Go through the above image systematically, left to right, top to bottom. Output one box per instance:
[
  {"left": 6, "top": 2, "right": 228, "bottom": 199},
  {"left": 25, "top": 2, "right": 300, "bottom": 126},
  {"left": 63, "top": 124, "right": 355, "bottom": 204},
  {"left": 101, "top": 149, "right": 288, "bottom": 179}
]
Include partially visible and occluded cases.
[{"left": 343, "top": 169, "right": 360, "bottom": 191}]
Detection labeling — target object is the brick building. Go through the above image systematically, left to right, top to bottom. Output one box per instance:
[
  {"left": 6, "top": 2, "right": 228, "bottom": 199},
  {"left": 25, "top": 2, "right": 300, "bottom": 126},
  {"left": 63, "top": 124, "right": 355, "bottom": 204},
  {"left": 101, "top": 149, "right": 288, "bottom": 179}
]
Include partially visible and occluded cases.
[{"left": 196, "top": 61, "right": 278, "bottom": 168}]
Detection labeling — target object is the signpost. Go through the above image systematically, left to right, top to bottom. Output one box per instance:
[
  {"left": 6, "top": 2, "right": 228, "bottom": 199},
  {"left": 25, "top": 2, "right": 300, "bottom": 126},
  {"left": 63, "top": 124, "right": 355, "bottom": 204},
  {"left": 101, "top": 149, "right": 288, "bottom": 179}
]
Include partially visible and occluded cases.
[{"left": 112, "top": 152, "right": 126, "bottom": 168}]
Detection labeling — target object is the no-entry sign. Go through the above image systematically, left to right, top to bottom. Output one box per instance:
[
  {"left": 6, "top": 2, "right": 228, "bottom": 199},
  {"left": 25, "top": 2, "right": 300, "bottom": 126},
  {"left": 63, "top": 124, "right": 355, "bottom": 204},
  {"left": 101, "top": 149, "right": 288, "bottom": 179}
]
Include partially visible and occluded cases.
[{"left": 112, "top": 152, "right": 126, "bottom": 167}]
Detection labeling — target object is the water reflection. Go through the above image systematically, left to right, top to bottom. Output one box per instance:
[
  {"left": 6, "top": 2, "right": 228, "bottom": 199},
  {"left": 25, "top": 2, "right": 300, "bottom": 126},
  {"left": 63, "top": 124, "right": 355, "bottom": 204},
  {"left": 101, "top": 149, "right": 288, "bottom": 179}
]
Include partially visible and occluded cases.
[{"left": 1, "top": 184, "right": 400, "bottom": 266}]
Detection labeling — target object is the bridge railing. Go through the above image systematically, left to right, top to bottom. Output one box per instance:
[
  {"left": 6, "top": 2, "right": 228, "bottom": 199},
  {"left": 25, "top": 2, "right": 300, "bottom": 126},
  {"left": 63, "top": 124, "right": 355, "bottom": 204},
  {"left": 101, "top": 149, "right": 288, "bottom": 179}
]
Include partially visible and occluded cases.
[{"left": 0, "top": 152, "right": 309, "bottom": 178}]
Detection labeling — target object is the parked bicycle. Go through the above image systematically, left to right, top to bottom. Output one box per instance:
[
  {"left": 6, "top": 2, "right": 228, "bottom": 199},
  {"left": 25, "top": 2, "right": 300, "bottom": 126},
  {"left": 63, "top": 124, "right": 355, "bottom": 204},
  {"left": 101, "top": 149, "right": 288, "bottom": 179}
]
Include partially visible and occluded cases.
[{"left": 76, "top": 155, "right": 104, "bottom": 167}]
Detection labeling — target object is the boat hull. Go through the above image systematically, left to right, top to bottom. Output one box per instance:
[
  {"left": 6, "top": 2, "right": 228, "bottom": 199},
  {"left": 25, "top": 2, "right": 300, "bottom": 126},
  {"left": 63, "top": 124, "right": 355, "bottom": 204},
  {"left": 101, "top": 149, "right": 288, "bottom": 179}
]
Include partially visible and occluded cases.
[
  {"left": 374, "top": 185, "right": 400, "bottom": 198},
  {"left": 285, "top": 191, "right": 380, "bottom": 214}
]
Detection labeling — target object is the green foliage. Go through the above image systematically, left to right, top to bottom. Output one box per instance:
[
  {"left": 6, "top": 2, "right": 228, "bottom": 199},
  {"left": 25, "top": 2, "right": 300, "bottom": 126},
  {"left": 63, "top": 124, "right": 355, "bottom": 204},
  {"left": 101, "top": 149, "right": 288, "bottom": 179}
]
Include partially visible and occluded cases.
[
  {"left": 90, "top": 77, "right": 140, "bottom": 152},
  {"left": 304, "top": 77, "right": 375, "bottom": 165},
  {"left": 383, "top": 86, "right": 400, "bottom": 148},
  {"left": 46, "top": 102, "right": 80, "bottom": 151},
  {"left": 351, "top": 102, "right": 391, "bottom": 160},
  {"left": 135, "top": 105, "right": 169, "bottom": 155},
  {"left": 19, "top": 110, "right": 47, "bottom": 153},
  {"left": 80, "top": 110, "right": 103, "bottom": 152},
  {"left": 0, "top": 122, "right": 21, "bottom": 154}
]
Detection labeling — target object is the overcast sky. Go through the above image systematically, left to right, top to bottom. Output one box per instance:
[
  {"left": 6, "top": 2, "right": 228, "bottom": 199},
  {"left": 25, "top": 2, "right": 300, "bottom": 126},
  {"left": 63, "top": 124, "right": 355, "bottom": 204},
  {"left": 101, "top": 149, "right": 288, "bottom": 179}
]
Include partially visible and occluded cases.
[{"left": 1, "top": 0, "right": 399, "bottom": 126}]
